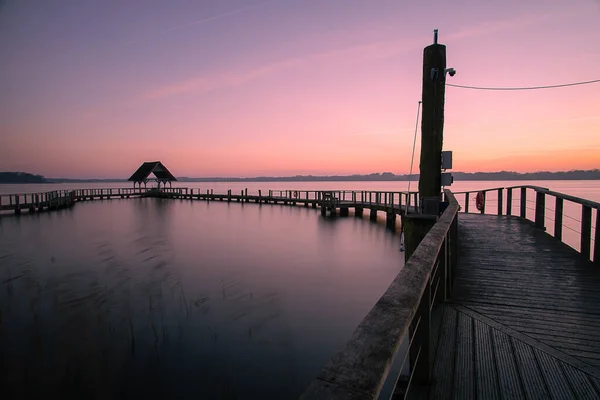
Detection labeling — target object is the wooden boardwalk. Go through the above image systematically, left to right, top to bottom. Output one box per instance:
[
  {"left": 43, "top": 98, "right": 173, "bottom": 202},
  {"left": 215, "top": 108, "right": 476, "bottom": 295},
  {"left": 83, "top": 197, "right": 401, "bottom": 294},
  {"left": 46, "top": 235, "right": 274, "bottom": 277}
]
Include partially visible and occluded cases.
[
  {"left": 1, "top": 188, "right": 418, "bottom": 217},
  {"left": 426, "top": 214, "right": 600, "bottom": 399}
]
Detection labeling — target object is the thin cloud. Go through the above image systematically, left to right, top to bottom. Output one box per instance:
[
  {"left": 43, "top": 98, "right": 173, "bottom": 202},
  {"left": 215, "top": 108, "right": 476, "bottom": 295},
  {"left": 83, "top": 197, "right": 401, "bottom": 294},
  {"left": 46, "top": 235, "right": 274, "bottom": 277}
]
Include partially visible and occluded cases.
[
  {"left": 123, "top": 0, "right": 271, "bottom": 46},
  {"left": 142, "top": 11, "right": 565, "bottom": 101},
  {"left": 446, "top": 11, "right": 568, "bottom": 42},
  {"left": 143, "top": 38, "right": 420, "bottom": 100},
  {"left": 144, "top": 57, "right": 302, "bottom": 100},
  {"left": 350, "top": 127, "right": 416, "bottom": 137}
]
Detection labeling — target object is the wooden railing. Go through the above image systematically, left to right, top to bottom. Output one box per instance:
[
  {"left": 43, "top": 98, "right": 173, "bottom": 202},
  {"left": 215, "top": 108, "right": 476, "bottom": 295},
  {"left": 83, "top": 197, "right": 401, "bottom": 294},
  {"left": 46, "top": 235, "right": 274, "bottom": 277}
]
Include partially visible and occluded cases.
[
  {"left": 454, "top": 185, "right": 599, "bottom": 263},
  {"left": 72, "top": 187, "right": 152, "bottom": 197},
  {"left": 0, "top": 190, "right": 76, "bottom": 212},
  {"left": 260, "top": 190, "right": 419, "bottom": 209},
  {"left": 300, "top": 190, "right": 460, "bottom": 399}
]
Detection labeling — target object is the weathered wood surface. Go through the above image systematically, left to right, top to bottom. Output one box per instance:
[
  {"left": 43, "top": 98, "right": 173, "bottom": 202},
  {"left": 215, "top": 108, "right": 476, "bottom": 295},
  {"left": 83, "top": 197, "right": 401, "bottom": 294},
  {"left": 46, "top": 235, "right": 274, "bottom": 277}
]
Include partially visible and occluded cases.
[
  {"left": 418, "top": 42, "right": 445, "bottom": 200},
  {"left": 428, "top": 213, "right": 600, "bottom": 399},
  {"left": 428, "top": 304, "right": 600, "bottom": 399}
]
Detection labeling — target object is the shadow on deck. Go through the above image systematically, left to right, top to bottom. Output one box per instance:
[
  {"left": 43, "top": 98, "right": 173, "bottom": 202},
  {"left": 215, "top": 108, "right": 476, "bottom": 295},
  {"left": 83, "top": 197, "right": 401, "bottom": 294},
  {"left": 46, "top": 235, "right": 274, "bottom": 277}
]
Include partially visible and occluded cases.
[{"left": 426, "top": 214, "right": 600, "bottom": 399}]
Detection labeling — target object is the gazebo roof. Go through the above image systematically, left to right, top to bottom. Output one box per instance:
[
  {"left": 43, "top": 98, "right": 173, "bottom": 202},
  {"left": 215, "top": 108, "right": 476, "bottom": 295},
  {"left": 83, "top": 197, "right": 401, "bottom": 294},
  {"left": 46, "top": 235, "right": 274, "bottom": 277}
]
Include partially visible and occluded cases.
[{"left": 127, "top": 161, "right": 177, "bottom": 182}]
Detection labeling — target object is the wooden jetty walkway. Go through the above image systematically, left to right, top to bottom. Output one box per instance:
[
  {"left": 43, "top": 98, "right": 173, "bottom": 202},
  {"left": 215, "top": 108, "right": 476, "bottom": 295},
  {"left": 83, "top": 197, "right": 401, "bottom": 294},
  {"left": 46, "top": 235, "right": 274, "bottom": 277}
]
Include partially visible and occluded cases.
[
  {"left": 301, "top": 187, "right": 600, "bottom": 399},
  {"left": 0, "top": 188, "right": 419, "bottom": 225}
]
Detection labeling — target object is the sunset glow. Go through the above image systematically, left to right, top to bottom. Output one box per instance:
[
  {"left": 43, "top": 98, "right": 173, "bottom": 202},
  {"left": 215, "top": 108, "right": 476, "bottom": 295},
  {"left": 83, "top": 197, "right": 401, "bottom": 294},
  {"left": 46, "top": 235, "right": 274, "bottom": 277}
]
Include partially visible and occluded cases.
[{"left": 1, "top": 0, "right": 599, "bottom": 178}]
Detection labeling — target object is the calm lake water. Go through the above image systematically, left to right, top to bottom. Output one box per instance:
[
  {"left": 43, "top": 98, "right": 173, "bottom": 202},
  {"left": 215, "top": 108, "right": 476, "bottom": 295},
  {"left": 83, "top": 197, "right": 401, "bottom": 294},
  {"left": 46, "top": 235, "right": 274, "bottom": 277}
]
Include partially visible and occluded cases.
[
  {"left": 0, "top": 180, "right": 598, "bottom": 398},
  {"left": 0, "top": 193, "right": 404, "bottom": 399}
]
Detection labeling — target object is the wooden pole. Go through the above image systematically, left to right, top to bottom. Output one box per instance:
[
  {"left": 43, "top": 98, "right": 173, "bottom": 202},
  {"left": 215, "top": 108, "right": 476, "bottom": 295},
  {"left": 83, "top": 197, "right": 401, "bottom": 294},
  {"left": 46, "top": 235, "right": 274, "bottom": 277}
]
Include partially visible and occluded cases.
[
  {"left": 418, "top": 33, "right": 446, "bottom": 204},
  {"left": 535, "top": 191, "right": 546, "bottom": 230},
  {"left": 554, "top": 198, "right": 563, "bottom": 241},
  {"left": 581, "top": 205, "right": 592, "bottom": 260},
  {"left": 594, "top": 208, "right": 599, "bottom": 265},
  {"left": 401, "top": 214, "right": 437, "bottom": 263}
]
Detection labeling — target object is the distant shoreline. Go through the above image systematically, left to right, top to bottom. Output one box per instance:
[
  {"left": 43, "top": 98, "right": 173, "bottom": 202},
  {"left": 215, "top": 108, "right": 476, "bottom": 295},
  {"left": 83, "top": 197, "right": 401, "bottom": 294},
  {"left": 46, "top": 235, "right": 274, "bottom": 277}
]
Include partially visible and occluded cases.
[{"left": 1, "top": 170, "right": 599, "bottom": 184}]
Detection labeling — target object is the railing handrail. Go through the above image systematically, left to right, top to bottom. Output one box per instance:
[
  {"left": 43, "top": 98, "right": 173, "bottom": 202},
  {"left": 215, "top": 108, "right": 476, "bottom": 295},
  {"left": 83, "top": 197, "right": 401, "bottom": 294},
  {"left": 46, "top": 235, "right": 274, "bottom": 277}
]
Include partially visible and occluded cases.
[
  {"left": 505, "top": 184, "right": 549, "bottom": 191},
  {"left": 456, "top": 185, "right": 599, "bottom": 210},
  {"left": 452, "top": 186, "right": 505, "bottom": 195},
  {"left": 0, "top": 187, "right": 150, "bottom": 197},
  {"left": 536, "top": 188, "right": 600, "bottom": 209},
  {"left": 300, "top": 190, "right": 459, "bottom": 399}
]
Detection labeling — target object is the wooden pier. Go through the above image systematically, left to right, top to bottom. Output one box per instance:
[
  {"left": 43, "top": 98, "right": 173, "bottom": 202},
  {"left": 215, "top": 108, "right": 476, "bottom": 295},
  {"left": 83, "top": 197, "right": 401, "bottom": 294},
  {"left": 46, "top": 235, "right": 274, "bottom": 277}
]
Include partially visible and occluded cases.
[
  {"left": 301, "top": 186, "right": 600, "bottom": 399},
  {"left": 0, "top": 188, "right": 420, "bottom": 223},
  {"left": 0, "top": 190, "right": 77, "bottom": 213}
]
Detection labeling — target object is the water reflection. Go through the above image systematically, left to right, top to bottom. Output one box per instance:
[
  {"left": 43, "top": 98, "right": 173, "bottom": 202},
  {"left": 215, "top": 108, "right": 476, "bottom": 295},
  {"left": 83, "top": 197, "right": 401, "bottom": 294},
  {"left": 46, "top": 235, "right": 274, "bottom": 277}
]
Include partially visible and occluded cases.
[{"left": 0, "top": 199, "right": 403, "bottom": 399}]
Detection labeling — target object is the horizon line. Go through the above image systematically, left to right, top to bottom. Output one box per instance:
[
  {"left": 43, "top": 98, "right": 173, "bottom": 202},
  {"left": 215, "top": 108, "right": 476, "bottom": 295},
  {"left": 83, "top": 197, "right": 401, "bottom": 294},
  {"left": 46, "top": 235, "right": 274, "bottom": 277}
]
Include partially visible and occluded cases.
[{"left": 3, "top": 169, "right": 598, "bottom": 181}]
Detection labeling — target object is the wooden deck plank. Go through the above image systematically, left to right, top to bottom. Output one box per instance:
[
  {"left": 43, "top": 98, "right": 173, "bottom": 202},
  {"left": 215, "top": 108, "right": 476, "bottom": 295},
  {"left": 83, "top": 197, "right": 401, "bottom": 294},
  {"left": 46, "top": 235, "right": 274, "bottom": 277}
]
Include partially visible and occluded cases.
[
  {"left": 463, "top": 303, "right": 600, "bottom": 328},
  {"left": 427, "top": 306, "right": 458, "bottom": 400},
  {"left": 453, "top": 312, "right": 474, "bottom": 399},
  {"left": 475, "top": 315, "right": 600, "bottom": 338},
  {"left": 473, "top": 319, "right": 500, "bottom": 400},
  {"left": 491, "top": 329, "right": 525, "bottom": 399},
  {"left": 511, "top": 338, "right": 550, "bottom": 399},
  {"left": 534, "top": 349, "right": 575, "bottom": 400},
  {"left": 560, "top": 361, "right": 600, "bottom": 399}
]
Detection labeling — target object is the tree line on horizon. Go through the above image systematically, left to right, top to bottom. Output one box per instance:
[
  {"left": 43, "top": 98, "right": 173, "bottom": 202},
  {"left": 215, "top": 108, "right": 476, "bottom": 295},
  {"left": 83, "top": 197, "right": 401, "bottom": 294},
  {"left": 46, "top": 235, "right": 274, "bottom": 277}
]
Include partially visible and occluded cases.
[{"left": 1, "top": 169, "right": 599, "bottom": 183}]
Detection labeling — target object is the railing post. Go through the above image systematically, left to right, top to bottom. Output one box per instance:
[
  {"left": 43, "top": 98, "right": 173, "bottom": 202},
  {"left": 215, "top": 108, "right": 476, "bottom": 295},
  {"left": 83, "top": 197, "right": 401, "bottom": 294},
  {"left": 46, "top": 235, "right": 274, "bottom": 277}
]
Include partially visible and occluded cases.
[
  {"left": 520, "top": 187, "right": 527, "bottom": 219},
  {"left": 497, "top": 188, "right": 503, "bottom": 216},
  {"left": 506, "top": 188, "right": 512, "bottom": 216},
  {"left": 480, "top": 191, "right": 486, "bottom": 215},
  {"left": 535, "top": 191, "right": 546, "bottom": 230},
  {"left": 464, "top": 192, "right": 469, "bottom": 213},
  {"left": 554, "top": 198, "right": 563, "bottom": 241},
  {"left": 581, "top": 205, "right": 592, "bottom": 260},
  {"left": 594, "top": 208, "right": 599, "bottom": 265},
  {"left": 449, "top": 216, "right": 458, "bottom": 286},
  {"left": 437, "top": 239, "right": 448, "bottom": 303},
  {"left": 411, "top": 281, "right": 431, "bottom": 385}
]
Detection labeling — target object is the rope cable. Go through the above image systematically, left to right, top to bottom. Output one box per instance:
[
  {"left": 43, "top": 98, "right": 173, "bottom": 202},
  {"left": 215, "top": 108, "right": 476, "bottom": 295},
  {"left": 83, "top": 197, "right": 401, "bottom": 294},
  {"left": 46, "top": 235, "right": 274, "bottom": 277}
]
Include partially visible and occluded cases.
[
  {"left": 446, "top": 79, "right": 600, "bottom": 91},
  {"left": 405, "top": 100, "right": 422, "bottom": 216}
]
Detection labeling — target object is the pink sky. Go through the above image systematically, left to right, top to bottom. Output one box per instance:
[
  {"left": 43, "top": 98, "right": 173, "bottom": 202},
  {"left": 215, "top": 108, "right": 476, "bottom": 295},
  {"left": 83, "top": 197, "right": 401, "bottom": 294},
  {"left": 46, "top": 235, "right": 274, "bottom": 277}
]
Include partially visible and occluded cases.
[{"left": 0, "top": 0, "right": 599, "bottom": 178}]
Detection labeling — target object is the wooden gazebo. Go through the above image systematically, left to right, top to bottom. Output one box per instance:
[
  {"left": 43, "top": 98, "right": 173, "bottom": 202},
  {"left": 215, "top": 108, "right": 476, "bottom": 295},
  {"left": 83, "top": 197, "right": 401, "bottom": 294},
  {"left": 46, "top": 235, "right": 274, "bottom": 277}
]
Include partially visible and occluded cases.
[{"left": 127, "top": 161, "right": 177, "bottom": 189}]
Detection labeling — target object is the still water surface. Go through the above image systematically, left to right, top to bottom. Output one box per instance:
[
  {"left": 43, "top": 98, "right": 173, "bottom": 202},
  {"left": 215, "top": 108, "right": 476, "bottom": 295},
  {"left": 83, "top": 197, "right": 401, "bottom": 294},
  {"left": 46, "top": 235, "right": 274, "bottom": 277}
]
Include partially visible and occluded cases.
[{"left": 0, "top": 196, "right": 404, "bottom": 399}]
